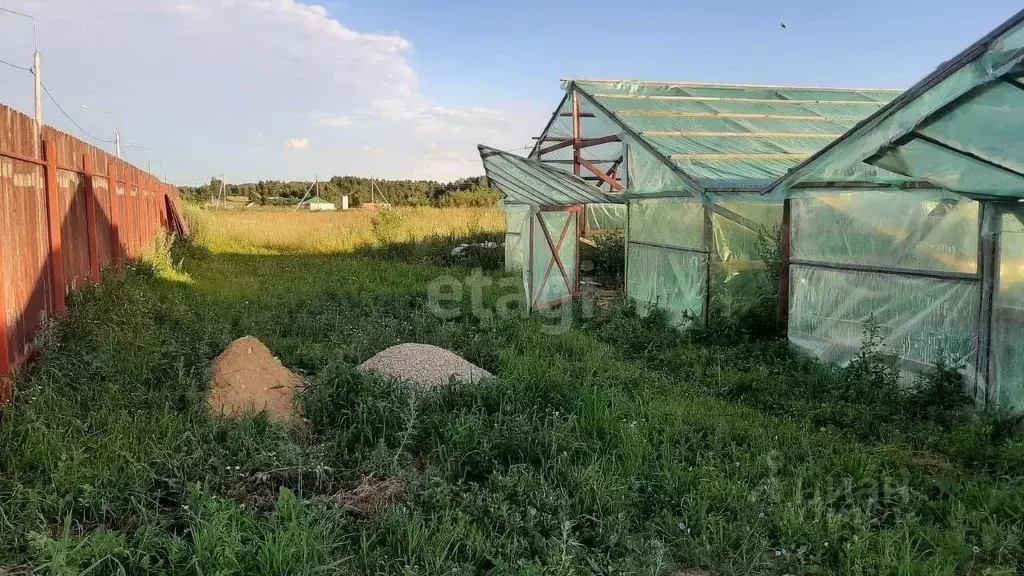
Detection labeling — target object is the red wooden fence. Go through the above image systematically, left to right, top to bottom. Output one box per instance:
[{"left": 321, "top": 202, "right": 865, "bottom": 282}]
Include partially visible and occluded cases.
[{"left": 0, "top": 104, "right": 186, "bottom": 402}]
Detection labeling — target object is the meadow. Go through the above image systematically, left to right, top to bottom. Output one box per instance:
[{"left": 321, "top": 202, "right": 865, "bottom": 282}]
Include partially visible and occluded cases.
[{"left": 0, "top": 206, "right": 1022, "bottom": 575}]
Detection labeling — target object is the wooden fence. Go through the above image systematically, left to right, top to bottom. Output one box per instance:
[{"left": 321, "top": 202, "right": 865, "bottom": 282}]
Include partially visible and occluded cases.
[{"left": 0, "top": 104, "right": 186, "bottom": 402}]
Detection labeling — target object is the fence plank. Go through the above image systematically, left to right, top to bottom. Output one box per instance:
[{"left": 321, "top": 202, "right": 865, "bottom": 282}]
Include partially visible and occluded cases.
[
  {"left": 43, "top": 140, "right": 66, "bottom": 316},
  {"left": 84, "top": 154, "right": 100, "bottom": 283},
  {"left": 108, "top": 159, "right": 122, "bottom": 266}
]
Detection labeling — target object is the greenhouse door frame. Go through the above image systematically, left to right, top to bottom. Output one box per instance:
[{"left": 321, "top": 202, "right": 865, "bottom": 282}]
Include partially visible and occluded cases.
[{"left": 529, "top": 205, "right": 582, "bottom": 311}]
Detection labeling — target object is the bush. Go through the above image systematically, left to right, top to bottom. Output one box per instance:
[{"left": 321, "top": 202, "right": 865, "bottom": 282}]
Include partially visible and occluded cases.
[
  {"left": 370, "top": 209, "right": 406, "bottom": 245},
  {"left": 580, "top": 231, "right": 625, "bottom": 289}
]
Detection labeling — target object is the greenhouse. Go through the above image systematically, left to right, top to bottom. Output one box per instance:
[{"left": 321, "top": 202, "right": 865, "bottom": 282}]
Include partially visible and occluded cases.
[
  {"left": 762, "top": 9, "right": 1024, "bottom": 411},
  {"left": 482, "top": 79, "right": 901, "bottom": 319}
]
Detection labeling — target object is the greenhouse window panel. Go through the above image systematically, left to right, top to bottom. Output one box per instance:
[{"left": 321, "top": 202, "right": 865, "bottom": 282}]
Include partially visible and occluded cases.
[{"left": 871, "top": 137, "right": 1024, "bottom": 198}]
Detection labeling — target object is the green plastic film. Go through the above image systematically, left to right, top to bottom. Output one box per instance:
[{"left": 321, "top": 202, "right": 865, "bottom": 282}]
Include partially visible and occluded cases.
[
  {"left": 624, "top": 132, "right": 698, "bottom": 195},
  {"left": 873, "top": 138, "right": 1024, "bottom": 197},
  {"left": 791, "top": 191, "right": 979, "bottom": 273},
  {"left": 628, "top": 197, "right": 705, "bottom": 250},
  {"left": 710, "top": 201, "right": 783, "bottom": 318},
  {"left": 502, "top": 202, "right": 531, "bottom": 271},
  {"left": 587, "top": 203, "right": 627, "bottom": 231},
  {"left": 530, "top": 211, "right": 576, "bottom": 307},
  {"left": 992, "top": 211, "right": 1024, "bottom": 411},
  {"left": 505, "top": 233, "right": 523, "bottom": 272},
  {"left": 627, "top": 243, "right": 706, "bottom": 323},
  {"left": 789, "top": 265, "right": 979, "bottom": 372}
]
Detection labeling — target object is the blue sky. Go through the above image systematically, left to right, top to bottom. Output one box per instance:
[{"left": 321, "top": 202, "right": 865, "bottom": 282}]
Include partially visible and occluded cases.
[{"left": 0, "top": 1, "right": 1019, "bottom": 184}]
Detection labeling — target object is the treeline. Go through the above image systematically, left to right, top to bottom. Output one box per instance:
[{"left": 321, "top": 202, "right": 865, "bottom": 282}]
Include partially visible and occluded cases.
[{"left": 179, "top": 176, "right": 501, "bottom": 207}]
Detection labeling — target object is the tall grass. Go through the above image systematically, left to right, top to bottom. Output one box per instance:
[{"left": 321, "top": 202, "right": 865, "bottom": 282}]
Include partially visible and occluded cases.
[{"left": 185, "top": 204, "right": 503, "bottom": 255}]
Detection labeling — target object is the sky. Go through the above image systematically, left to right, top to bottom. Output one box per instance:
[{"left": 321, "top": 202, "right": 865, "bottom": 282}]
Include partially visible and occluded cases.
[{"left": 0, "top": 0, "right": 1020, "bottom": 185}]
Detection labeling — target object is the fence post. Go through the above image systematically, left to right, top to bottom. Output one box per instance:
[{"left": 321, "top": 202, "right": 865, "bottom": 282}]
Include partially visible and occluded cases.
[
  {"left": 43, "top": 140, "right": 67, "bottom": 316},
  {"left": 83, "top": 154, "right": 101, "bottom": 283},
  {"left": 108, "top": 159, "right": 122, "bottom": 266},
  {"left": 125, "top": 167, "right": 136, "bottom": 261},
  {"left": 0, "top": 231, "right": 10, "bottom": 382}
]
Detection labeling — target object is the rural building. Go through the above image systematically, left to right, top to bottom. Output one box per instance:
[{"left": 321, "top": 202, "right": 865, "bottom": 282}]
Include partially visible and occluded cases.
[
  {"left": 763, "top": 9, "right": 1024, "bottom": 411},
  {"left": 299, "top": 195, "right": 337, "bottom": 211}
]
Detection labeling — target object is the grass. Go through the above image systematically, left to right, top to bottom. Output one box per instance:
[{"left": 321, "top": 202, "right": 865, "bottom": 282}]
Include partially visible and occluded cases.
[
  {"left": 185, "top": 205, "right": 504, "bottom": 255},
  {"left": 0, "top": 207, "right": 1022, "bottom": 574}
]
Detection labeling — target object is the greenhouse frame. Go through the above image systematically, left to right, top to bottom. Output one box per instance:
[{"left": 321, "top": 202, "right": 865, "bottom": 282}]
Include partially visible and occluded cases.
[
  {"left": 763, "top": 9, "right": 1024, "bottom": 411},
  {"left": 481, "top": 80, "right": 902, "bottom": 318}
]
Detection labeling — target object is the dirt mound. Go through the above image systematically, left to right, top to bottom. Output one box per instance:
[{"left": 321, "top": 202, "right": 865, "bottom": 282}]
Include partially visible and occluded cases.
[
  {"left": 210, "top": 336, "right": 301, "bottom": 424},
  {"left": 356, "top": 343, "right": 493, "bottom": 390},
  {"left": 330, "top": 476, "right": 405, "bottom": 517}
]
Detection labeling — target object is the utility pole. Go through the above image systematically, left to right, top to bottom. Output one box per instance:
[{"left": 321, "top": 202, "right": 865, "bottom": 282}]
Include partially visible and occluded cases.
[
  {"left": 1, "top": 7, "right": 40, "bottom": 150},
  {"left": 81, "top": 104, "right": 121, "bottom": 158},
  {"left": 148, "top": 159, "right": 167, "bottom": 182}
]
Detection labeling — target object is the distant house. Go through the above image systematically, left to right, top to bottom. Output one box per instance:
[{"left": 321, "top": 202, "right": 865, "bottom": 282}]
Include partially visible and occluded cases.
[{"left": 298, "top": 196, "right": 336, "bottom": 211}]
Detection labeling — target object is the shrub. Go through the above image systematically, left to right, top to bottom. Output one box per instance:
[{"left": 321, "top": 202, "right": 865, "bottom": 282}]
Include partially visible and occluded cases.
[
  {"left": 370, "top": 209, "right": 406, "bottom": 245},
  {"left": 580, "top": 231, "right": 625, "bottom": 289}
]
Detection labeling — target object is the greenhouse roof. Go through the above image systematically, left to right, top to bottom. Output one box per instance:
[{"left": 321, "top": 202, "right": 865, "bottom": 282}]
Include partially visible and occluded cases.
[
  {"left": 764, "top": 9, "right": 1024, "bottom": 199},
  {"left": 535, "top": 79, "right": 903, "bottom": 192},
  {"left": 479, "top": 145, "right": 623, "bottom": 206}
]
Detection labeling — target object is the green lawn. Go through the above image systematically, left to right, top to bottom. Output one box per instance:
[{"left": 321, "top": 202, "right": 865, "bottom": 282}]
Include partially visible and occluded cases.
[{"left": 1, "top": 221, "right": 1023, "bottom": 574}]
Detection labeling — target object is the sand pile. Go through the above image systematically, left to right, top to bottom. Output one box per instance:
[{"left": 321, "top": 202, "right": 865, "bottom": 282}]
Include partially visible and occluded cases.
[
  {"left": 209, "top": 336, "right": 302, "bottom": 423},
  {"left": 356, "top": 343, "right": 492, "bottom": 390}
]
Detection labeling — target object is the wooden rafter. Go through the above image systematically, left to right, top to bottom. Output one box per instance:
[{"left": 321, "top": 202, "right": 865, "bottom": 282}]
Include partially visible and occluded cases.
[
  {"left": 593, "top": 93, "right": 890, "bottom": 105},
  {"left": 617, "top": 111, "right": 830, "bottom": 120},
  {"left": 643, "top": 131, "right": 842, "bottom": 138},
  {"left": 536, "top": 135, "right": 620, "bottom": 157},
  {"left": 671, "top": 153, "right": 810, "bottom": 161},
  {"left": 578, "top": 156, "right": 624, "bottom": 191}
]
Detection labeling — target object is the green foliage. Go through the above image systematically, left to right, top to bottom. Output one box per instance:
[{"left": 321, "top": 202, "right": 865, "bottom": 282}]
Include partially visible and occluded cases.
[
  {"left": 180, "top": 175, "right": 499, "bottom": 208},
  {"left": 370, "top": 209, "right": 406, "bottom": 245},
  {"left": 704, "top": 223, "right": 784, "bottom": 341},
  {"left": 580, "top": 231, "right": 625, "bottom": 289}
]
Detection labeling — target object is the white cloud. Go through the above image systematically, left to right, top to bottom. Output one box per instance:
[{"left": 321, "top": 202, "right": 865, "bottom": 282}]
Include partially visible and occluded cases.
[
  {"left": 0, "top": 0, "right": 542, "bottom": 182},
  {"left": 313, "top": 114, "right": 354, "bottom": 128},
  {"left": 286, "top": 137, "right": 310, "bottom": 150}
]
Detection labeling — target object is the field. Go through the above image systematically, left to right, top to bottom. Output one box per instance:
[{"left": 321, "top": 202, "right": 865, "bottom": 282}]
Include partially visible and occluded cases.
[{"left": 1, "top": 206, "right": 1023, "bottom": 575}]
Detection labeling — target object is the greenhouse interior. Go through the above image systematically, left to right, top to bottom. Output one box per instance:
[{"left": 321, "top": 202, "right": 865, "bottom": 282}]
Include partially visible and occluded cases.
[{"left": 479, "top": 8, "right": 1024, "bottom": 412}]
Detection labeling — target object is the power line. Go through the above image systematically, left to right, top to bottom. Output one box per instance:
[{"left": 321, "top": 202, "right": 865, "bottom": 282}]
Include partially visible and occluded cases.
[
  {"left": 0, "top": 57, "right": 31, "bottom": 73},
  {"left": 40, "top": 83, "right": 116, "bottom": 144}
]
